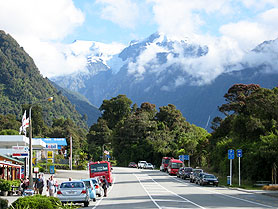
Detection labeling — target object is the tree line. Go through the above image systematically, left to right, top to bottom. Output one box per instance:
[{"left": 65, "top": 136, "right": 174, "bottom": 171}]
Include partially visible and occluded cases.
[{"left": 1, "top": 83, "right": 278, "bottom": 182}]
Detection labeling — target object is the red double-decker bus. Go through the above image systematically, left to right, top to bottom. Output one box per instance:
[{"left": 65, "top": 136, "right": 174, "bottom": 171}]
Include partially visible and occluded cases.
[
  {"left": 160, "top": 157, "right": 173, "bottom": 172},
  {"left": 89, "top": 161, "right": 113, "bottom": 185}
]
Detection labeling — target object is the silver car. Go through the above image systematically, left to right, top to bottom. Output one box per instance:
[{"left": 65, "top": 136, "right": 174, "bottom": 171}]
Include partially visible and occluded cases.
[
  {"left": 91, "top": 177, "right": 103, "bottom": 197},
  {"left": 57, "top": 181, "right": 91, "bottom": 207}
]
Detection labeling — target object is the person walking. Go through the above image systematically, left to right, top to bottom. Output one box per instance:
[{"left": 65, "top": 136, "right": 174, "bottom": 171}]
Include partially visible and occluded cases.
[
  {"left": 34, "top": 174, "right": 44, "bottom": 195},
  {"left": 47, "top": 175, "right": 55, "bottom": 196},
  {"left": 101, "top": 176, "right": 109, "bottom": 197},
  {"left": 21, "top": 177, "right": 29, "bottom": 195}
]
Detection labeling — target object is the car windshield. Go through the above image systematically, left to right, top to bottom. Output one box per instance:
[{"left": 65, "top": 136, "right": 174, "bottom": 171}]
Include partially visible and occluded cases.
[
  {"left": 163, "top": 159, "right": 170, "bottom": 164},
  {"left": 90, "top": 163, "right": 108, "bottom": 173},
  {"left": 147, "top": 163, "right": 152, "bottom": 166},
  {"left": 172, "top": 163, "right": 183, "bottom": 169},
  {"left": 184, "top": 168, "right": 193, "bottom": 172},
  {"left": 193, "top": 169, "right": 203, "bottom": 173},
  {"left": 204, "top": 175, "right": 215, "bottom": 179},
  {"left": 92, "top": 179, "right": 98, "bottom": 184},
  {"left": 61, "top": 182, "right": 84, "bottom": 188}
]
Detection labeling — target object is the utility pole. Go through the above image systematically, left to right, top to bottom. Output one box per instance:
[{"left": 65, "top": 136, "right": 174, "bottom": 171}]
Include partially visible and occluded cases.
[{"left": 69, "top": 135, "right": 72, "bottom": 170}]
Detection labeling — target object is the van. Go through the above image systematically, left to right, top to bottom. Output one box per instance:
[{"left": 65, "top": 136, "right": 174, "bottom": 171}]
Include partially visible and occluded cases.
[{"left": 167, "top": 159, "right": 184, "bottom": 175}]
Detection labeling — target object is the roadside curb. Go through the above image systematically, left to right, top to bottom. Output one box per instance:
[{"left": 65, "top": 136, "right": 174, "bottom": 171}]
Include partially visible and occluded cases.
[{"left": 224, "top": 186, "right": 278, "bottom": 198}]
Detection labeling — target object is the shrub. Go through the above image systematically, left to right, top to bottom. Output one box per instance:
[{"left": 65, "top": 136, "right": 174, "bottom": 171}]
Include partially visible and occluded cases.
[
  {"left": 0, "top": 180, "right": 11, "bottom": 191},
  {"left": 263, "top": 185, "right": 278, "bottom": 191},
  {"left": 9, "top": 195, "right": 60, "bottom": 209},
  {"left": 0, "top": 197, "right": 8, "bottom": 209}
]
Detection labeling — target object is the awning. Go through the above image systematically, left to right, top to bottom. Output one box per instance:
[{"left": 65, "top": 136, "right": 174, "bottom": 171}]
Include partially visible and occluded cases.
[
  {"left": 34, "top": 138, "right": 67, "bottom": 149},
  {"left": 0, "top": 161, "right": 21, "bottom": 168}
]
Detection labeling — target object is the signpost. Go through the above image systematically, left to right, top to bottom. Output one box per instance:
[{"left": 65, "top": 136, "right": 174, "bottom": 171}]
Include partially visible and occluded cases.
[
  {"left": 228, "top": 149, "right": 234, "bottom": 185},
  {"left": 237, "top": 149, "right": 242, "bottom": 186},
  {"left": 179, "top": 155, "right": 190, "bottom": 166}
]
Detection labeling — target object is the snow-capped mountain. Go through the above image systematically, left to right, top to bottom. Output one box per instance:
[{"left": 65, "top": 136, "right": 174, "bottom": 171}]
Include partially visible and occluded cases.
[{"left": 51, "top": 33, "right": 278, "bottom": 130}]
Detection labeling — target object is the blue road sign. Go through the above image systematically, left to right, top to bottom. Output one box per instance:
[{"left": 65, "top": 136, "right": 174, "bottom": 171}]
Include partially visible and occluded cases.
[
  {"left": 228, "top": 149, "right": 234, "bottom": 159},
  {"left": 237, "top": 149, "right": 242, "bottom": 157},
  {"left": 107, "top": 155, "right": 111, "bottom": 159},
  {"left": 179, "top": 155, "right": 189, "bottom": 161},
  {"left": 49, "top": 165, "right": 55, "bottom": 174}
]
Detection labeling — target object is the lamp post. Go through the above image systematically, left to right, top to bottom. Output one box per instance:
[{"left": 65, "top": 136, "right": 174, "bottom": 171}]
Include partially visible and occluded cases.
[
  {"left": 28, "top": 97, "right": 53, "bottom": 188},
  {"left": 102, "top": 142, "right": 111, "bottom": 161}
]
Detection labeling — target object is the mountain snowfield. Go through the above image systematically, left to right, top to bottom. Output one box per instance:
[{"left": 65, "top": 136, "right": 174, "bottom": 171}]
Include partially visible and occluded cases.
[{"left": 51, "top": 33, "right": 278, "bottom": 130}]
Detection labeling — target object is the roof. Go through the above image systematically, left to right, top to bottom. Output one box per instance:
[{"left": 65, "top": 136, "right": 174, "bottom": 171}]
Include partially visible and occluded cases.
[
  {"left": 34, "top": 138, "right": 67, "bottom": 146},
  {"left": 0, "top": 153, "right": 24, "bottom": 164},
  {"left": 170, "top": 159, "right": 183, "bottom": 163}
]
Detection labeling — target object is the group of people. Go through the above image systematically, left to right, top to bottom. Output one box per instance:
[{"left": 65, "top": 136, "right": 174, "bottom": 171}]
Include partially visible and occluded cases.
[
  {"left": 20, "top": 174, "right": 58, "bottom": 196},
  {"left": 20, "top": 174, "right": 110, "bottom": 197}
]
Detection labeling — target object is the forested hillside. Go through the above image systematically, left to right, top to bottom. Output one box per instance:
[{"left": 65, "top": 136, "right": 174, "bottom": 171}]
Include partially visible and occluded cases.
[{"left": 0, "top": 30, "right": 87, "bottom": 128}]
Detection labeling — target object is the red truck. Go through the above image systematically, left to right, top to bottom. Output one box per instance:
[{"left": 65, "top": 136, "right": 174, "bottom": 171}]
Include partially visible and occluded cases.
[{"left": 160, "top": 157, "right": 173, "bottom": 172}]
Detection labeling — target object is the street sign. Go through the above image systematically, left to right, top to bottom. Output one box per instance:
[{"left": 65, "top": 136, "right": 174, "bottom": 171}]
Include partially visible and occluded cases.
[
  {"left": 12, "top": 146, "right": 28, "bottom": 153},
  {"left": 228, "top": 149, "right": 234, "bottom": 159},
  {"left": 237, "top": 149, "right": 242, "bottom": 157},
  {"left": 47, "top": 151, "right": 53, "bottom": 159},
  {"left": 12, "top": 153, "right": 28, "bottom": 158},
  {"left": 107, "top": 155, "right": 111, "bottom": 159},
  {"left": 179, "top": 155, "right": 189, "bottom": 161},
  {"left": 49, "top": 165, "right": 55, "bottom": 174}
]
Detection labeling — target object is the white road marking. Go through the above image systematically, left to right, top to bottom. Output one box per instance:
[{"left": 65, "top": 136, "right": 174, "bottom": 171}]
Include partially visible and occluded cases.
[
  {"left": 135, "top": 173, "right": 206, "bottom": 209},
  {"left": 168, "top": 174, "right": 273, "bottom": 208}
]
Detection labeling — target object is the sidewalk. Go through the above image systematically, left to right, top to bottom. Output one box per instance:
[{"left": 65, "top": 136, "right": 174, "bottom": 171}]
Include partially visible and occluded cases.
[{"left": 1, "top": 173, "right": 68, "bottom": 206}]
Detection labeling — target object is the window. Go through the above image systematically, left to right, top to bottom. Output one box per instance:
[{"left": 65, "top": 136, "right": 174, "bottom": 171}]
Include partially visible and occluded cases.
[{"left": 90, "top": 163, "right": 108, "bottom": 173}]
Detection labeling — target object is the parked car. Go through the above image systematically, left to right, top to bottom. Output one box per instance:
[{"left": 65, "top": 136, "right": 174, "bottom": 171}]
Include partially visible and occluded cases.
[
  {"left": 138, "top": 161, "right": 147, "bottom": 169},
  {"left": 128, "top": 162, "right": 137, "bottom": 168},
  {"left": 144, "top": 163, "right": 154, "bottom": 169},
  {"left": 177, "top": 167, "right": 185, "bottom": 178},
  {"left": 181, "top": 167, "right": 193, "bottom": 179},
  {"left": 190, "top": 168, "right": 203, "bottom": 183},
  {"left": 196, "top": 172, "right": 207, "bottom": 185},
  {"left": 198, "top": 174, "right": 219, "bottom": 186},
  {"left": 91, "top": 177, "right": 103, "bottom": 197},
  {"left": 81, "top": 179, "right": 97, "bottom": 202},
  {"left": 57, "top": 181, "right": 91, "bottom": 207}
]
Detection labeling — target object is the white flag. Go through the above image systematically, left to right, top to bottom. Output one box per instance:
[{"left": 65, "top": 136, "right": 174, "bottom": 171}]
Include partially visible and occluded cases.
[{"left": 19, "top": 110, "right": 29, "bottom": 135}]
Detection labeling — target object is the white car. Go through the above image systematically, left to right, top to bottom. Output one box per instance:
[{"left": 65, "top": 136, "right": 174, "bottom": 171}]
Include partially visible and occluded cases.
[
  {"left": 138, "top": 161, "right": 147, "bottom": 169},
  {"left": 144, "top": 163, "right": 154, "bottom": 170},
  {"left": 90, "top": 177, "right": 103, "bottom": 197}
]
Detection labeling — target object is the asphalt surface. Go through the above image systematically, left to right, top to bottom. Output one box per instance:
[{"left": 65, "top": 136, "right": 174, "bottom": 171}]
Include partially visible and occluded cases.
[{"left": 3, "top": 167, "right": 278, "bottom": 208}]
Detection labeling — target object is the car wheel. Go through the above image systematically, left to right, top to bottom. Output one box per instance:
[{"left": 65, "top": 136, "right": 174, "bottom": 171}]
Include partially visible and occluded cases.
[
  {"left": 97, "top": 194, "right": 101, "bottom": 197},
  {"left": 93, "top": 198, "right": 96, "bottom": 202},
  {"left": 84, "top": 201, "right": 89, "bottom": 207}
]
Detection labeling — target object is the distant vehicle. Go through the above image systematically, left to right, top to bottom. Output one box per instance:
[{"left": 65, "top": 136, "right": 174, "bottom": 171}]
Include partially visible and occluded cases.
[
  {"left": 160, "top": 157, "right": 173, "bottom": 172},
  {"left": 167, "top": 159, "right": 184, "bottom": 175},
  {"left": 89, "top": 161, "right": 113, "bottom": 185},
  {"left": 138, "top": 161, "right": 147, "bottom": 169},
  {"left": 128, "top": 162, "right": 137, "bottom": 168},
  {"left": 144, "top": 163, "right": 154, "bottom": 170},
  {"left": 177, "top": 167, "right": 185, "bottom": 178},
  {"left": 181, "top": 167, "right": 193, "bottom": 179},
  {"left": 190, "top": 169, "right": 203, "bottom": 183},
  {"left": 199, "top": 174, "right": 219, "bottom": 186},
  {"left": 91, "top": 177, "right": 103, "bottom": 197},
  {"left": 81, "top": 179, "right": 97, "bottom": 202},
  {"left": 57, "top": 181, "right": 91, "bottom": 207}
]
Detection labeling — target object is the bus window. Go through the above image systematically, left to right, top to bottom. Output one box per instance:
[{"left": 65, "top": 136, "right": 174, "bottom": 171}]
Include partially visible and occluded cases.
[{"left": 90, "top": 163, "right": 108, "bottom": 173}]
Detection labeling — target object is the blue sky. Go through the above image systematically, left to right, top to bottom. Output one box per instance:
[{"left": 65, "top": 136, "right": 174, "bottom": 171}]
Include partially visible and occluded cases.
[{"left": 0, "top": 0, "right": 278, "bottom": 77}]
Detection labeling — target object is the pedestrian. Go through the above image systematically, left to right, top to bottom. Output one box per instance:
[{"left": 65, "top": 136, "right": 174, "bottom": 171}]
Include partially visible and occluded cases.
[
  {"left": 34, "top": 174, "right": 44, "bottom": 195},
  {"left": 47, "top": 175, "right": 55, "bottom": 196},
  {"left": 101, "top": 176, "right": 109, "bottom": 197},
  {"left": 21, "top": 177, "right": 29, "bottom": 194}
]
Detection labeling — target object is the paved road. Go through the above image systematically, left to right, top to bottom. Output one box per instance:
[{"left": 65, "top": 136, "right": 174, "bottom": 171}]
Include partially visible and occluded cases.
[{"left": 3, "top": 167, "right": 278, "bottom": 208}]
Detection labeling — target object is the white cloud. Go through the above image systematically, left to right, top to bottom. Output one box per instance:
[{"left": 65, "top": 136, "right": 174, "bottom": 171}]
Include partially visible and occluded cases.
[
  {"left": 0, "top": 0, "right": 85, "bottom": 77},
  {"left": 95, "top": 0, "right": 140, "bottom": 29},
  {"left": 148, "top": 0, "right": 231, "bottom": 39},
  {"left": 220, "top": 8, "right": 278, "bottom": 51}
]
